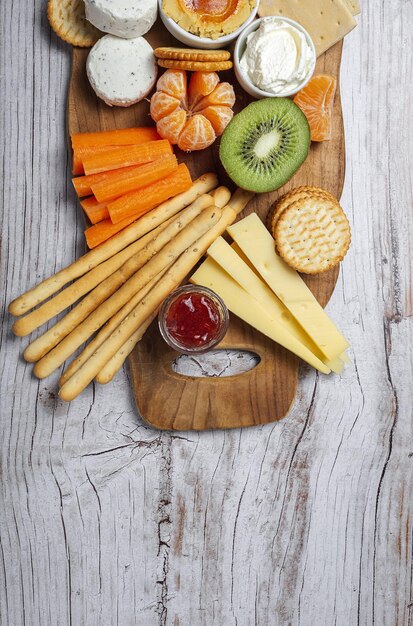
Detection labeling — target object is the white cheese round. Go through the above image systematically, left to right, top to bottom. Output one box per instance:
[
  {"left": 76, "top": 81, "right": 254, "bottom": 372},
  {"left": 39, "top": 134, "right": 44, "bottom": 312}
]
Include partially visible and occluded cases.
[
  {"left": 85, "top": 0, "right": 157, "bottom": 38},
  {"left": 87, "top": 35, "right": 158, "bottom": 107}
]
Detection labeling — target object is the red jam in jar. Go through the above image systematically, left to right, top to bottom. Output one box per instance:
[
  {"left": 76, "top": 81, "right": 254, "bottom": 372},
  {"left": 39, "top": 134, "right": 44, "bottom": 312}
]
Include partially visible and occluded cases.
[{"left": 159, "top": 285, "right": 229, "bottom": 353}]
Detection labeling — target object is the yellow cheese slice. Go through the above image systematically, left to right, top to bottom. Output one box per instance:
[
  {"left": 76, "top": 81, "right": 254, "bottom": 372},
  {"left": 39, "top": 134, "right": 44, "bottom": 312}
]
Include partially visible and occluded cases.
[
  {"left": 257, "top": 0, "right": 357, "bottom": 57},
  {"left": 343, "top": 0, "right": 360, "bottom": 16},
  {"left": 227, "top": 214, "right": 349, "bottom": 361},
  {"left": 208, "top": 237, "right": 345, "bottom": 373},
  {"left": 230, "top": 242, "right": 348, "bottom": 370},
  {"left": 191, "top": 257, "right": 331, "bottom": 374}
]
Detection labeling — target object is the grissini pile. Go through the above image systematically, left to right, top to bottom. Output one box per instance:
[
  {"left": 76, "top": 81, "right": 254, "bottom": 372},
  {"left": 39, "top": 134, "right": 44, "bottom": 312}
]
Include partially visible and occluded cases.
[
  {"left": 8, "top": 173, "right": 218, "bottom": 316},
  {"left": 8, "top": 175, "right": 252, "bottom": 401},
  {"left": 59, "top": 186, "right": 231, "bottom": 387},
  {"left": 59, "top": 188, "right": 253, "bottom": 401},
  {"left": 23, "top": 193, "right": 216, "bottom": 360},
  {"left": 34, "top": 204, "right": 223, "bottom": 379}
]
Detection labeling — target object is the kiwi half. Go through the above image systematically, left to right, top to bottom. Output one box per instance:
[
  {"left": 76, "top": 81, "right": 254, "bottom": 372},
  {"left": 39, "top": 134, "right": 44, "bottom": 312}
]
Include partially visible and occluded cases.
[{"left": 219, "top": 98, "right": 311, "bottom": 193}]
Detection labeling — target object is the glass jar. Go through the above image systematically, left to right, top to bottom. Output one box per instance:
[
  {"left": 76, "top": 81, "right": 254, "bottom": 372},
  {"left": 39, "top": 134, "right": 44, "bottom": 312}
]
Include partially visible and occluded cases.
[{"left": 158, "top": 284, "right": 229, "bottom": 354}]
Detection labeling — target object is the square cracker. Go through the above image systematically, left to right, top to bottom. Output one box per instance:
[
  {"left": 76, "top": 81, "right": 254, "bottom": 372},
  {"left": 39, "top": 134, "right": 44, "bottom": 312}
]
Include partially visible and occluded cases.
[{"left": 257, "top": 0, "right": 357, "bottom": 57}]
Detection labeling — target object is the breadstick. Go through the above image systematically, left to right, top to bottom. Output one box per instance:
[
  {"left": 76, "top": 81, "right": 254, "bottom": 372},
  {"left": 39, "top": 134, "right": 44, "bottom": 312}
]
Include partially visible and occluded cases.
[
  {"left": 8, "top": 173, "right": 218, "bottom": 316},
  {"left": 209, "top": 186, "right": 231, "bottom": 207},
  {"left": 59, "top": 189, "right": 253, "bottom": 401},
  {"left": 18, "top": 193, "right": 214, "bottom": 340},
  {"left": 23, "top": 195, "right": 214, "bottom": 361},
  {"left": 35, "top": 206, "right": 222, "bottom": 379},
  {"left": 15, "top": 213, "right": 178, "bottom": 338},
  {"left": 58, "top": 266, "right": 170, "bottom": 386},
  {"left": 95, "top": 314, "right": 157, "bottom": 384}
]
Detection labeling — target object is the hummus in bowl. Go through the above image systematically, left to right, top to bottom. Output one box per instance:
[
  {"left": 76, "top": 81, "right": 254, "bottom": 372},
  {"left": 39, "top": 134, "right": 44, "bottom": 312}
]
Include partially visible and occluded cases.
[{"left": 161, "top": 0, "right": 257, "bottom": 41}]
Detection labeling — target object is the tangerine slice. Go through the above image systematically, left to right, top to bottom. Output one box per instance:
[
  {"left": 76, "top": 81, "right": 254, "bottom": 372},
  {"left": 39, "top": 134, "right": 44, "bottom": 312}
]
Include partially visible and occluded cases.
[
  {"left": 156, "top": 69, "right": 187, "bottom": 102},
  {"left": 188, "top": 71, "right": 220, "bottom": 108},
  {"left": 293, "top": 75, "right": 337, "bottom": 142},
  {"left": 193, "top": 82, "right": 235, "bottom": 111},
  {"left": 150, "top": 91, "right": 180, "bottom": 122},
  {"left": 201, "top": 105, "right": 233, "bottom": 135},
  {"left": 156, "top": 109, "right": 187, "bottom": 144},
  {"left": 178, "top": 114, "right": 216, "bottom": 152}
]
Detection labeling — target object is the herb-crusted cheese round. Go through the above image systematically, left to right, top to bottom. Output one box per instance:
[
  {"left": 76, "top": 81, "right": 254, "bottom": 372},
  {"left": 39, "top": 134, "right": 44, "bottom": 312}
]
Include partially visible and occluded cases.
[
  {"left": 85, "top": 0, "right": 157, "bottom": 39},
  {"left": 86, "top": 35, "right": 158, "bottom": 107}
]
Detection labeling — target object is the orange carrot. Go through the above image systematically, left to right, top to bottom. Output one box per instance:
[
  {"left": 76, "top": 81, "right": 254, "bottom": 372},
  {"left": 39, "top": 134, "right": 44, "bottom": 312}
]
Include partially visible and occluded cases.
[
  {"left": 71, "top": 127, "right": 160, "bottom": 151},
  {"left": 82, "top": 140, "right": 173, "bottom": 175},
  {"left": 72, "top": 145, "right": 126, "bottom": 175},
  {"left": 72, "top": 155, "right": 177, "bottom": 199},
  {"left": 91, "top": 155, "right": 178, "bottom": 203},
  {"left": 107, "top": 163, "right": 192, "bottom": 225},
  {"left": 85, "top": 164, "right": 192, "bottom": 249},
  {"left": 80, "top": 197, "right": 110, "bottom": 224}
]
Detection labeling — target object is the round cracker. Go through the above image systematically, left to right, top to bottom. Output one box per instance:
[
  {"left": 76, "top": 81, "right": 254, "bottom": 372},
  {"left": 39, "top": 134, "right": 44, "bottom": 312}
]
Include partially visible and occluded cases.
[
  {"left": 48, "top": 0, "right": 102, "bottom": 47},
  {"left": 155, "top": 47, "right": 231, "bottom": 62},
  {"left": 157, "top": 59, "right": 233, "bottom": 72},
  {"left": 267, "top": 187, "right": 339, "bottom": 236},
  {"left": 275, "top": 196, "right": 351, "bottom": 274}
]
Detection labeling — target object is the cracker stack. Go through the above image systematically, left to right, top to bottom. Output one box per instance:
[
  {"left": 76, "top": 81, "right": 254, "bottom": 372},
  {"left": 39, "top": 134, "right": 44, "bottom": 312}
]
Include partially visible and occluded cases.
[
  {"left": 154, "top": 47, "right": 233, "bottom": 71},
  {"left": 267, "top": 186, "right": 351, "bottom": 274}
]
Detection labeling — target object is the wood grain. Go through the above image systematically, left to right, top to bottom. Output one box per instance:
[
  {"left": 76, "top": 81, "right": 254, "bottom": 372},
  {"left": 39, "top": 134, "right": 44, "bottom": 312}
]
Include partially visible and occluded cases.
[
  {"left": 1, "top": 1, "right": 413, "bottom": 624},
  {"left": 68, "top": 29, "right": 344, "bottom": 430}
]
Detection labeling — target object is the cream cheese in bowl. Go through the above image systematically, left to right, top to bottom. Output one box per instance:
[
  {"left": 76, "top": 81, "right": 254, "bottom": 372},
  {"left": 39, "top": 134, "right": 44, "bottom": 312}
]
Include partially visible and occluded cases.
[{"left": 236, "top": 17, "right": 316, "bottom": 98}]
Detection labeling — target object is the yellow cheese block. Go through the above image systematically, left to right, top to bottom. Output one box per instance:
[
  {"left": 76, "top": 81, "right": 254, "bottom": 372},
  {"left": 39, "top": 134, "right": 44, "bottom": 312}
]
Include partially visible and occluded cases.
[
  {"left": 257, "top": 0, "right": 357, "bottom": 57},
  {"left": 227, "top": 214, "right": 349, "bottom": 361},
  {"left": 207, "top": 237, "right": 345, "bottom": 373},
  {"left": 191, "top": 257, "right": 331, "bottom": 374}
]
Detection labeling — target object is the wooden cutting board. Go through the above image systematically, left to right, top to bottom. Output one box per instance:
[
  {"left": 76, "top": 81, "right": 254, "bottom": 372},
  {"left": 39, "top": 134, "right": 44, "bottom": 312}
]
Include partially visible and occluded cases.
[{"left": 68, "top": 25, "right": 345, "bottom": 430}]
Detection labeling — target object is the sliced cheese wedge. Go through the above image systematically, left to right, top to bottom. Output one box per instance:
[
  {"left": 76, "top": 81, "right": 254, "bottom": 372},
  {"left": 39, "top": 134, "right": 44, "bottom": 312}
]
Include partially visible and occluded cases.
[
  {"left": 227, "top": 214, "right": 349, "bottom": 361},
  {"left": 208, "top": 237, "right": 345, "bottom": 374},
  {"left": 191, "top": 257, "right": 331, "bottom": 374}
]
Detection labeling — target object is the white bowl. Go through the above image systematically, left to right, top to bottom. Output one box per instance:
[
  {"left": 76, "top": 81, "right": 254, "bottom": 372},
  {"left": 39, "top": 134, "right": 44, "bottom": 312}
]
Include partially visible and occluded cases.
[
  {"left": 158, "top": 0, "right": 259, "bottom": 50},
  {"left": 234, "top": 16, "right": 316, "bottom": 98}
]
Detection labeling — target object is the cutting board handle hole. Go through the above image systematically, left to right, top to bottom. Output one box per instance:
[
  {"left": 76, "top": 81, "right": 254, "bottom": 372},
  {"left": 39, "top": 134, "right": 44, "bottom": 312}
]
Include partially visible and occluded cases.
[{"left": 171, "top": 349, "right": 261, "bottom": 378}]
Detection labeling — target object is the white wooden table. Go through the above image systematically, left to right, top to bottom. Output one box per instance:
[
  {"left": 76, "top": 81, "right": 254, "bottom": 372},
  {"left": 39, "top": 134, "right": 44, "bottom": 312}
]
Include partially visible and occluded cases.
[{"left": 1, "top": 1, "right": 412, "bottom": 624}]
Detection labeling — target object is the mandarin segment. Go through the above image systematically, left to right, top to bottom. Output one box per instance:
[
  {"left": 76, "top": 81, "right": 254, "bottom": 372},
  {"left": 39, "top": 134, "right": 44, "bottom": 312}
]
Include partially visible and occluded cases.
[
  {"left": 156, "top": 69, "right": 187, "bottom": 101},
  {"left": 188, "top": 71, "right": 220, "bottom": 108},
  {"left": 293, "top": 75, "right": 337, "bottom": 142},
  {"left": 194, "top": 82, "right": 236, "bottom": 110},
  {"left": 150, "top": 91, "right": 180, "bottom": 122},
  {"left": 201, "top": 105, "right": 233, "bottom": 135},
  {"left": 156, "top": 109, "right": 187, "bottom": 144},
  {"left": 178, "top": 115, "right": 216, "bottom": 152}
]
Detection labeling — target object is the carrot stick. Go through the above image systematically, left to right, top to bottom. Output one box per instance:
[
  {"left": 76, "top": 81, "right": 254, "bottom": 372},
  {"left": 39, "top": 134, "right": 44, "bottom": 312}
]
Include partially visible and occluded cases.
[
  {"left": 71, "top": 127, "right": 160, "bottom": 151},
  {"left": 82, "top": 140, "right": 173, "bottom": 175},
  {"left": 72, "top": 145, "right": 126, "bottom": 175},
  {"left": 91, "top": 154, "right": 178, "bottom": 203},
  {"left": 72, "top": 155, "right": 177, "bottom": 199},
  {"left": 107, "top": 163, "right": 192, "bottom": 225},
  {"left": 85, "top": 164, "right": 192, "bottom": 249},
  {"left": 80, "top": 197, "right": 109, "bottom": 224}
]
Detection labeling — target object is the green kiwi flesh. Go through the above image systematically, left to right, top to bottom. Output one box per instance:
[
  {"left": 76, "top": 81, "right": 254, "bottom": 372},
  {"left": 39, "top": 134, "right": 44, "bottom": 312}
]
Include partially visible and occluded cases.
[{"left": 219, "top": 98, "right": 311, "bottom": 193}]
